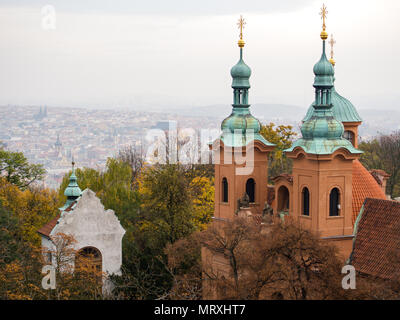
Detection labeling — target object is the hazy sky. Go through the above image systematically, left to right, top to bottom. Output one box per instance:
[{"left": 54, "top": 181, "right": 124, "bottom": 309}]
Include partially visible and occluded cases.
[{"left": 0, "top": 0, "right": 398, "bottom": 110}]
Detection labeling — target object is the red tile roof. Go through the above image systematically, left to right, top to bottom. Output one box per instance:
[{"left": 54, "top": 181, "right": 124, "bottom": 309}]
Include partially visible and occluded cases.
[
  {"left": 352, "top": 160, "right": 386, "bottom": 224},
  {"left": 369, "top": 169, "right": 390, "bottom": 186},
  {"left": 350, "top": 198, "right": 400, "bottom": 280},
  {"left": 37, "top": 201, "right": 76, "bottom": 238},
  {"left": 37, "top": 214, "right": 60, "bottom": 238}
]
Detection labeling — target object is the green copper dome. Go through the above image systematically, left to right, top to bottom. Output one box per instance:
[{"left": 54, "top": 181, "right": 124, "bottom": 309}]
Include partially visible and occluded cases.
[
  {"left": 286, "top": 40, "right": 361, "bottom": 156},
  {"left": 313, "top": 43, "right": 334, "bottom": 88},
  {"left": 230, "top": 51, "right": 251, "bottom": 89},
  {"left": 303, "top": 83, "right": 363, "bottom": 123},
  {"left": 221, "top": 107, "right": 260, "bottom": 133},
  {"left": 64, "top": 166, "right": 82, "bottom": 198}
]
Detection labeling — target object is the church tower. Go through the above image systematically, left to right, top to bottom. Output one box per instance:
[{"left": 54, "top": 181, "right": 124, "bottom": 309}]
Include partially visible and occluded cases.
[
  {"left": 283, "top": 5, "right": 363, "bottom": 257},
  {"left": 212, "top": 16, "right": 274, "bottom": 220},
  {"left": 303, "top": 34, "right": 362, "bottom": 148}
]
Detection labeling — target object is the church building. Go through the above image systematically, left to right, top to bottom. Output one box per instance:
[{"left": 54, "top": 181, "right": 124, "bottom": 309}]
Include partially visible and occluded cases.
[
  {"left": 203, "top": 6, "right": 392, "bottom": 298},
  {"left": 37, "top": 162, "right": 125, "bottom": 293}
]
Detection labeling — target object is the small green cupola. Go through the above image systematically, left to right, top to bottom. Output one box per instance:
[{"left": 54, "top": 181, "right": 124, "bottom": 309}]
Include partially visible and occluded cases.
[
  {"left": 286, "top": 14, "right": 361, "bottom": 156},
  {"left": 219, "top": 16, "right": 274, "bottom": 148},
  {"left": 62, "top": 160, "right": 82, "bottom": 209}
]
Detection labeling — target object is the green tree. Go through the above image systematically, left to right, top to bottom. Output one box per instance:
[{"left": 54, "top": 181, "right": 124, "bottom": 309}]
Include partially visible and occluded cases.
[
  {"left": 259, "top": 123, "right": 297, "bottom": 181},
  {"left": 359, "top": 131, "right": 400, "bottom": 198},
  {"left": 0, "top": 149, "right": 45, "bottom": 189},
  {"left": 138, "top": 164, "right": 194, "bottom": 245}
]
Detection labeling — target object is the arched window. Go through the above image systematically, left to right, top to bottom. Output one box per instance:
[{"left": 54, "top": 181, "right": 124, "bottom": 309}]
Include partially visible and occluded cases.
[
  {"left": 343, "top": 131, "right": 354, "bottom": 146},
  {"left": 222, "top": 178, "right": 228, "bottom": 203},
  {"left": 246, "top": 178, "right": 255, "bottom": 203},
  {"left": 277, "top": 186, "right": 290, "bottom": 213},
  {"left": 302, "top": 187, "right": 310, "bottom": 216},
  {"left": 329, "top": 188, "right": 340, "bottom": 216},
  {"left": 76, "top": 247, "right": 102, "bottom": 273}
]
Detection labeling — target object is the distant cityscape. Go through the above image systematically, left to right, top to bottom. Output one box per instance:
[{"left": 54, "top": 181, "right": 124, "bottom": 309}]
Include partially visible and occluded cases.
[
  {"left": 0, "top": 104, "right": 398, "bottom": 190},
  {"left": 0, "top": 105, "right": 221, "bottom": 189}
]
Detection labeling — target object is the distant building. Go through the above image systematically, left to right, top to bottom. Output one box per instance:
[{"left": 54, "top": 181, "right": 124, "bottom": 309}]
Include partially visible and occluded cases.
[{"left": 34, "top": 106, "right": 47, "bottom": 121}]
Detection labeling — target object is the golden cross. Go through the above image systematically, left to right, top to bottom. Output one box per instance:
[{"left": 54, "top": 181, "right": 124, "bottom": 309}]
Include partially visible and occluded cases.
[
  {"left": 319, "top": 4, "right": 328, "bottom": 31},
  {"left": 237, "top": 15, "right": 246, "bottom": 40},
  {"left": 329, "top": 34, "right": 336, "bottom": 59}
]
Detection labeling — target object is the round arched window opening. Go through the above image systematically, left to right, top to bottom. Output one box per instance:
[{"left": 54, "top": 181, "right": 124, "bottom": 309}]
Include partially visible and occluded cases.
[
  {"left": 222, "top": 178, "right": 228, "bottom": 203},
  {"left": 246, "top": 178, "right": 256, "bottom": 203},
  {"left": 277, "top": 186, "right": 290, "bottom": 213},
  {"left": 302, "top": 187, "right": 310, "bottom": 216},
  {"left": 329, "top": 188, "right": 340, "bottom": 216},
  {"left": 76, "top": 246, "right": 102, "bottom": 274}
]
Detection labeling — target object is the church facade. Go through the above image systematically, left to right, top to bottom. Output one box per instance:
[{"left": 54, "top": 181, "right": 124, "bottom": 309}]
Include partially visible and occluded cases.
[
  {"left": 203, "top": 8, "right": 390, "bottom": 298},
  {"left": 38, "top": 163, "right": 125, "bottom": 293}
]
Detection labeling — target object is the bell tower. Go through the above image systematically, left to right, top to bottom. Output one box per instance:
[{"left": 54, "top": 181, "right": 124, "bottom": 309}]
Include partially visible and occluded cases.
[
  {"left": 284, "top": 5, "right": 363, "bottom": 258},
  {"left": 212, "top": 16, "right": 274, "bottom": 220},
  {"left": 303, "top": 33, "right": 363, "bottom": 148}
]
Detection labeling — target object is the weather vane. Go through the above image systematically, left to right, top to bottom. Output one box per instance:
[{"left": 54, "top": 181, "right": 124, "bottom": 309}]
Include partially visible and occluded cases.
[
  {"left": 319, "top": 4, "right": 328, "bottom": 40},
  {"left": 237, "top": 15, "right": 246, "bottom": 48},
  {"left": 329, "top": 34, "right": 336, "bottom": 66}
]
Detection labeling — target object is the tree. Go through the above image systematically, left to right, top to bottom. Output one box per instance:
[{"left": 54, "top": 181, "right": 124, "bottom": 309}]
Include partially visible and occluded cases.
[
  {"left": 259, "top": 123, "right": 297, "bottom": 181},
  {"left": 359, "top": 131, "right": 400, "bottom": 198},
  {"left": 118, "top": 145, "right": 144, "bottom": 190},
  {"left": 0, "top": 149, "right": 45, "bottom": 189},
  {"left": 138, "top": 164, "right": 195, "bottom": 245},
  {"left": 189, "top": 176, "right": 214, "bottom": 231},
  {"left": 0, "top": 178, "right": 60, "bottom": 245},
  {"left": 168, "top": 217, "right": 383, "bottom": 300},
  {"left": 44, "top": 233, "right": 105, "bottom": 300}
]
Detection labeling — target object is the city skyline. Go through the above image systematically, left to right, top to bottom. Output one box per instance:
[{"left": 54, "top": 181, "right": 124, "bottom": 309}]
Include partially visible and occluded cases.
[{"left": 0, "top": 0, "right": 398, "bottom": 110}]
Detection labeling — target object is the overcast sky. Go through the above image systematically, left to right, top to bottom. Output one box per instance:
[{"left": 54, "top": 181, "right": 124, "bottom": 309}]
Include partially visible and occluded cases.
[{"left": 0, "top": 0, "right": 398, "bottom": 110}]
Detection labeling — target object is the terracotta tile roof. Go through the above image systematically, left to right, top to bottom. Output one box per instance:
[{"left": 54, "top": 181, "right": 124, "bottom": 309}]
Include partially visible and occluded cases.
[
  {"left": 352, "top": 160, "right": 386, "bottom": 224},
  {"left": 369, "top": 169, "right": 390, "bottom": 186},
  {"left": 350, "top": 198, "right": 400, "bottom": 280},
  {"left": 37, "top": 201, "right": 76, "bottom": 238},
  {"left": 37, "top": 214, "right": 60, "bottom": 238}
]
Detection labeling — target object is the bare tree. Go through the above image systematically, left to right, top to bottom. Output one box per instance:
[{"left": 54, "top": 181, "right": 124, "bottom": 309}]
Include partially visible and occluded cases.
[{"left": 118, "top": 145, "right": 144, "bottom": 190}]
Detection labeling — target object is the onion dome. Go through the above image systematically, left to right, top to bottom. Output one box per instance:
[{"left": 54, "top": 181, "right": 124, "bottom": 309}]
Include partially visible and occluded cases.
[
  {"left": 312, "top": 47, "right": 334, "bottom": 87},
  {"left": 230, "top": 52, "right": 251, "bottom": 89},
  {"left": 352, "top": 160, "right": 386, "bottom": 224}
]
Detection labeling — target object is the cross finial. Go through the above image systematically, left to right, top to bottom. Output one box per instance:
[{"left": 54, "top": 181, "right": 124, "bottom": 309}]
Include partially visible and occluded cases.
[
  {"left": 319, "top": 4, "right": 328, "bottom": 40},
  {"left": 320, "top": 4, "right": 328, "bottom": 31},
  {"left": 237, "top": 15, "right": 246, "bottom": 48},
  {"left": 329, "top": 34, "right": 336, "bottom": 65},
  {"left": 71, "top": 156, "right": 75, "bottom": 169}
]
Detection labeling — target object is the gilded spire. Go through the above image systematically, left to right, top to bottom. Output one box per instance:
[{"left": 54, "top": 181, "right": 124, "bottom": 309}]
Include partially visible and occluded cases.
[
  {"left": 319, "top": 4, "right": 328, "bottom": 40},
  {"left": 237, "top": 15, "right": 246, "bottom": 48},
  {"left": 329, "top": 34, "right": 336, "bottom": 66}
]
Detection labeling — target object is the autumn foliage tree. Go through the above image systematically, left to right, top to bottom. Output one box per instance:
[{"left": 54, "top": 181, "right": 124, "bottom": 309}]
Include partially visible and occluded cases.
[
  {"left": 259, "top": 123, "right": 297, "bottom": 181},
  {"left": 166, "top": 217, "right": 384, "bottom": 300}
]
